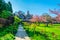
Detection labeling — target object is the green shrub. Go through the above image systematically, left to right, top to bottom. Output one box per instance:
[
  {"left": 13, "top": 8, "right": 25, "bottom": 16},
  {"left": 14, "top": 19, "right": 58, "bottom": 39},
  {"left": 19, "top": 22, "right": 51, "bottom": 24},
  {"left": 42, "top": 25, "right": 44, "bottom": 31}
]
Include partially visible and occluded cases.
[
  {"left": 0, "top": 10, "right": 12, "bottom": 19},
  {"left": 14, "top": 16, "right": 21, "bottom": 24},
  {"left": 0, "top": 22, "right": 19, "bottom": 40},
  {"left": 0, "top": 33, "right": 14, "bottom": 40}
]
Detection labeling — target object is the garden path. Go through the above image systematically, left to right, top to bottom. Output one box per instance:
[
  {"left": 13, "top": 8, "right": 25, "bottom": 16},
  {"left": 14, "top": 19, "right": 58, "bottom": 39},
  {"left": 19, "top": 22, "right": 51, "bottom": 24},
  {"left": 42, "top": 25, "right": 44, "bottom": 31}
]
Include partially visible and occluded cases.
[{"left": 15, "top": 25, "right": 31, "bottom": 40}]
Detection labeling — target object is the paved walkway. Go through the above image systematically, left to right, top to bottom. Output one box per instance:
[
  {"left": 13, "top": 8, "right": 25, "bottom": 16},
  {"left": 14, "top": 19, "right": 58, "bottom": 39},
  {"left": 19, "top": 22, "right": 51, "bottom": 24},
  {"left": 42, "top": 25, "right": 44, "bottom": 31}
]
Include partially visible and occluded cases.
[{"left": 15, "top": 25, "right": 31, "bottom": 40}]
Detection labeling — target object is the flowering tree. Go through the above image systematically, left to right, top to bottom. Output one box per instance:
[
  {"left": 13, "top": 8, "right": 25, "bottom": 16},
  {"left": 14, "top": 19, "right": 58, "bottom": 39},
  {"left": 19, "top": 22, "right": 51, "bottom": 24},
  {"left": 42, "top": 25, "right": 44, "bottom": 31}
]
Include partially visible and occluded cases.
[
  {"left": 49, "top": 9, "right": 60, "bottom": 22},
  {"left": 29, "top": 15, "right": 40, "bottom": 34},
  {"left": 30, "top": 15, "right": 39, "bottom": 22},
  {"left": 30, "top": 15, "right": 47, "bottom": 22},
  {"left": 39, "top": 16, "right": 47, "bottom": 22}
]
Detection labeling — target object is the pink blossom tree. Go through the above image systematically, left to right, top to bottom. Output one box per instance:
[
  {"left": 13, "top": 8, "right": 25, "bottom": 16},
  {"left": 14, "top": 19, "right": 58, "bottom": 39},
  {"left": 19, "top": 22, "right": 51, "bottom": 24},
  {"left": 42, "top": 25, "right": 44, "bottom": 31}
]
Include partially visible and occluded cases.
[
  {"left": 49, "top": 9, "right": 60, "bottom": 22},
  {"left": 30, "top": 15, "right": 39, "bottom": 22}
]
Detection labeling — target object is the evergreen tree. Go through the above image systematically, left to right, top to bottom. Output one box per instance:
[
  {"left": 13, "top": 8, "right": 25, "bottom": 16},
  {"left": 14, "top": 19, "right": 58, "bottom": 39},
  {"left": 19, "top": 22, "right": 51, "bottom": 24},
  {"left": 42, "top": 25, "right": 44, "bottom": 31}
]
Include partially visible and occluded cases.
[
  {"left": 0, "top": 0, "right": 6, "bottom": 13},
  {"left": 0, "top": 0, "right": 13, "bottom": 13},
  {"left": 0, "top": 0, "right": 13, "bottom": 18},
  {"left": 8, "top": 1, "right": 13, "bottom": 13},
  {"left": 26, "top": 10, "right": 33, "bottom": 19}
]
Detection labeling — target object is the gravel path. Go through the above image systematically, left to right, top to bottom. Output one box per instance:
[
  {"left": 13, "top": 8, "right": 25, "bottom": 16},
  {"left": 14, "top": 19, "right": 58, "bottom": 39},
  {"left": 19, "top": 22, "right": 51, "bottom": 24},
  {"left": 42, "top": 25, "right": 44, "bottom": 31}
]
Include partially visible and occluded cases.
[{"left": 15, "top": 25, "right": 31, "bottom": 40}]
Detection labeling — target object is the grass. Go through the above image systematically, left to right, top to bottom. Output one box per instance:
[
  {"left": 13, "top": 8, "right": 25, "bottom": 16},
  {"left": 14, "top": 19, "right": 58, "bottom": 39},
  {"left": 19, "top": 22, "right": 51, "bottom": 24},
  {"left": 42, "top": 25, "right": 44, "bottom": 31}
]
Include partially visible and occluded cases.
[{"left": 23, "top": 22, "right": 60, "bottom": 40}]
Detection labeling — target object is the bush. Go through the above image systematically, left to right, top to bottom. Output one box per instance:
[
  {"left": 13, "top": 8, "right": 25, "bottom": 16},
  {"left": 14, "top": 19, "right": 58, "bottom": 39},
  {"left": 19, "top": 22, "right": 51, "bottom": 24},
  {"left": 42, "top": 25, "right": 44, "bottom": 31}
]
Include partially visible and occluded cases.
[
  {"left": 0, "top": 10, "right": 12, "bottom": 19},
  {"left": 0, "top": 13, "right": 21, "bottom": 40},
  {"left": 14, "top": 16, "right": 21, "bottom": 24},
  {"left": 0, "top": 22, "right": 19, "bottom": 40}
]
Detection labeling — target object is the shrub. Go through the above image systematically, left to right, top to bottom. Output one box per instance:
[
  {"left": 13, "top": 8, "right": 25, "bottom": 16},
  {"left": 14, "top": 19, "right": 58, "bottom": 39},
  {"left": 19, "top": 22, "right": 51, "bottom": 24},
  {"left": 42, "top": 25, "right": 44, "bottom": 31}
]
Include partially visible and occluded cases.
[
  {"left": 0, "top": 10, "right": 12, "bottom": 19},
  {"left": 7, "top": 16, "right": 14, "bottom": 24},
  {"left": 14, "top": 16, "right": 21, "bottom": 24},
  {"left": 0, "top": 18, "right": 12, "bottom": 27},
  {"left": 0, "top": 23, "right": 19, "bottom": 40}
]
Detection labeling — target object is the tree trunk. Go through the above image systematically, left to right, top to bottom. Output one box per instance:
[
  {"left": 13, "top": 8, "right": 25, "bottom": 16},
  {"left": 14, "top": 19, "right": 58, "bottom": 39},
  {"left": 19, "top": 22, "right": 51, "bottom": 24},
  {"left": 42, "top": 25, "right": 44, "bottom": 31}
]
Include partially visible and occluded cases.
[{"left": 46, "top": 22, "right": 48, "bottom": 27}]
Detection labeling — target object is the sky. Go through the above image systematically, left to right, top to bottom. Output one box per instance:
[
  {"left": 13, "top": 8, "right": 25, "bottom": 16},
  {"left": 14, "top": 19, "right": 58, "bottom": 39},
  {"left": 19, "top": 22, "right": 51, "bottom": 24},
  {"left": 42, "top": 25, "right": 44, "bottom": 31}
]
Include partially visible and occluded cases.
[{"left": 5, "top": 0, "right": 60, "bottom": 17}]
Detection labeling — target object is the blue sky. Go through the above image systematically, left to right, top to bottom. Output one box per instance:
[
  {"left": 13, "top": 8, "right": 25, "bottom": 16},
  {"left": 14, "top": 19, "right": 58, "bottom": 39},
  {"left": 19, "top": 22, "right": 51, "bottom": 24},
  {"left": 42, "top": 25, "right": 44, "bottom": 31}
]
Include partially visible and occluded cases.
[{"left": 5, "top": 0, "right": 60, "bottom": 17}]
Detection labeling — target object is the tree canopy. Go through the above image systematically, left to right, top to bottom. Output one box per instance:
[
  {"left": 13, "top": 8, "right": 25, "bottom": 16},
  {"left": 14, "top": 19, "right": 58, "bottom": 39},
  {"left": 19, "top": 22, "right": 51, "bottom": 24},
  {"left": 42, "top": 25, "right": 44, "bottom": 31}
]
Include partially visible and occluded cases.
[{"left": 0, "top": 0, "right": 13, "bottom": 13}]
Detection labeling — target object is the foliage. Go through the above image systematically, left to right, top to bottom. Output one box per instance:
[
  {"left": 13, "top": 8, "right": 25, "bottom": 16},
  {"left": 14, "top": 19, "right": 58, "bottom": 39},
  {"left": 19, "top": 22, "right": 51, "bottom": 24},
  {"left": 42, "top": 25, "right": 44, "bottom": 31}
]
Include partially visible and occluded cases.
[
  {"left": 0, "top": 0, "right": 13, "bottom": 13},
  {"left": 0, "top": 0, "right": 19, "bottom": 40},
  {"left": 0, "top": 0, "right": 6, "bottom": 13},
  {"left": 8, "top": 1, "right": 13, "bottom": 13},
  {"left": 49, "top": 7, "right": 60, "bottom": 22},
  {"left": 0, "top": 10, "right": 12, "bottom": 19},
  {"left": 26, "top": 10, "right": 33, "bottom": 19},
  {"left": 18, "top": 11, "right": 25, "bottom": 19},
  {"left": 42, "top": 13, "right": 52, "bottom": 22},
  {"left": 0, "top": 14, "right": 20, "bottom": 40},
  {"left": 14, "top": 16, "right": 22, "bottom": 23},
  {"left": 0, "top": 22, "right": 19, "bottom": 40},
  {"left": 0, "top": 33, "right": 14, "bottom": 40}
]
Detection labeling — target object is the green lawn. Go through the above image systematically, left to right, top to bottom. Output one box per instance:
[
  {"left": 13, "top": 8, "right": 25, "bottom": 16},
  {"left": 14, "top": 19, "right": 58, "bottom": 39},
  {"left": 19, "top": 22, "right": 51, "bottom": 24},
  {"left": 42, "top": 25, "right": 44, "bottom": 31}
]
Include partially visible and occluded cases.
[{"left": 23, "top": 22, "right": 60, "bottom": 40}]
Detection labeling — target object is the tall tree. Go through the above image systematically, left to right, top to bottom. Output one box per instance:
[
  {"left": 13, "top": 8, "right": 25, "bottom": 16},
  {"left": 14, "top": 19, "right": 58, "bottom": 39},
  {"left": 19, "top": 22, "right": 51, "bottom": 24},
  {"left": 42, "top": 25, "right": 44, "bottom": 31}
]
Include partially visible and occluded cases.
[
  {"left": 0, "top": 0, "right": 6, "bottom": 13},
  {"left": 0, "top": 0, "right": 13, "bottom": 13},
  {"left": 0, "top": 0, "right": 13, "bottom": 19},
  {"left": 8, "top": 1, "right": 13, "bottom": 13},
  {"left": 49, "top": 9, "right": 60, "bottom": 22},
  {"left": 26, "top": 10, "right": 33, "bottom": 19},
  {"left": 18, "top": 11, "right": 25, "bottom": 19},
  {"left": 42, "top": 13, "right": 52, "bottom": 26},
  {"left": 42, "top": 13, "right": 52, "bottom": 22},
  {"left": 30, "top": 15, "right": 39, "bottom": 22},
  {"left": 39, "top": 16, "right": 47, "bottom": 22}
]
